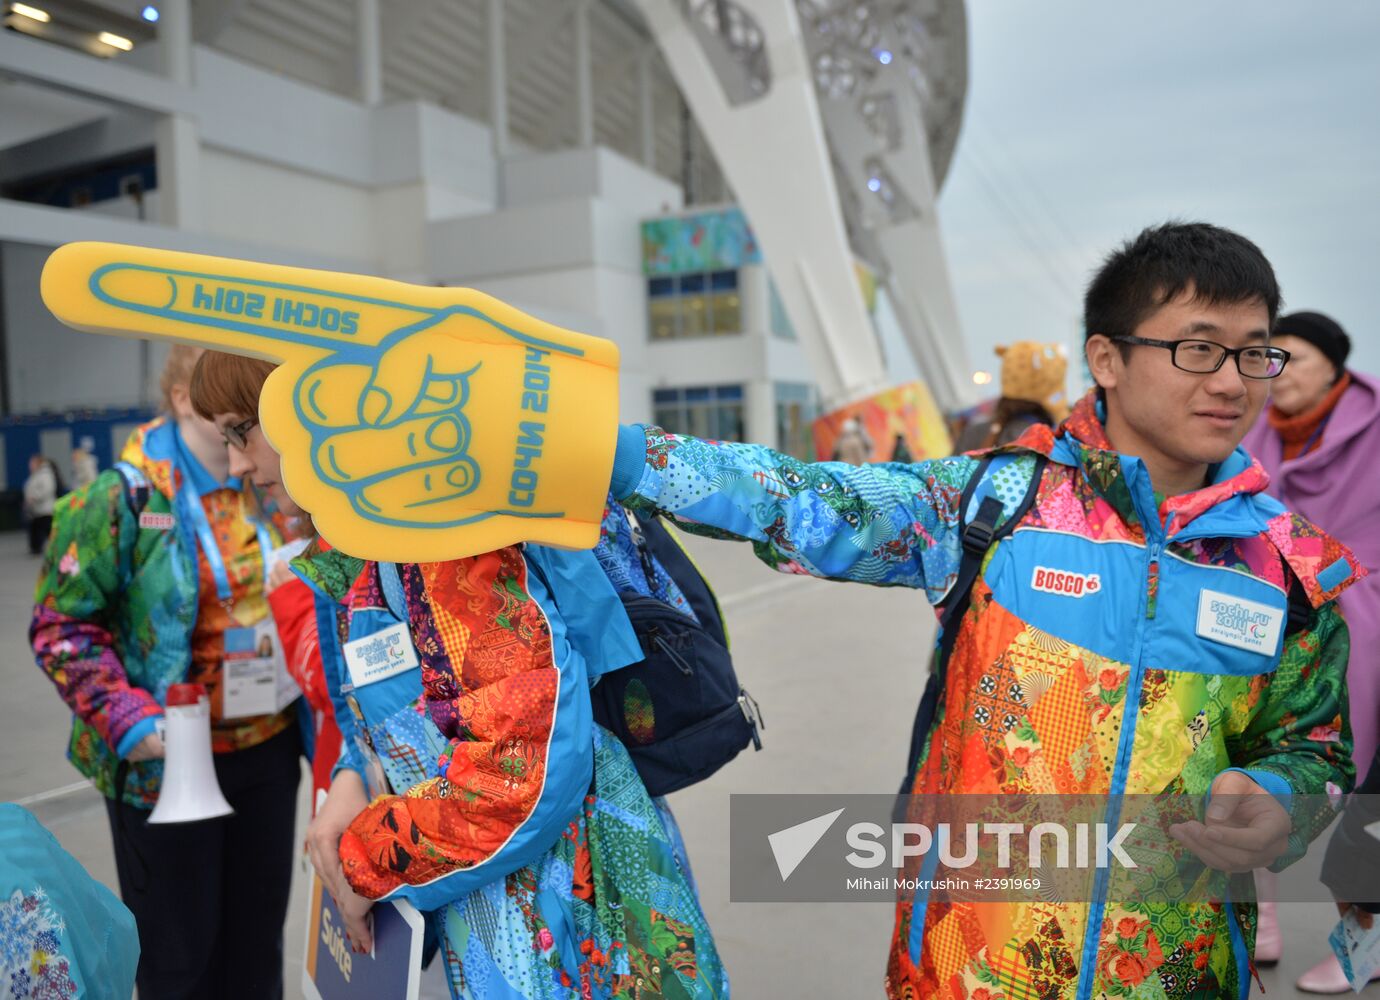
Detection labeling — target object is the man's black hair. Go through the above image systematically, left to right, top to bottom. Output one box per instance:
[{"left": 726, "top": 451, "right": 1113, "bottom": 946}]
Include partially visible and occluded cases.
[{"left": 1084, "top": 222, "right": 1281, "bottom": 341}]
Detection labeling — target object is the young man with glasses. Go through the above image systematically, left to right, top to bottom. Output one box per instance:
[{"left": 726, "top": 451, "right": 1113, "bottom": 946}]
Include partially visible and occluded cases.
[{"left": 602, "top": 222, "right": 1362, "bottom": 998}]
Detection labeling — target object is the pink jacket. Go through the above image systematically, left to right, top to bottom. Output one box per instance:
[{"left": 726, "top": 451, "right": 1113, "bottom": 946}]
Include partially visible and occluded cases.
[{"left": 1243, "top": 370, "right": 1380, "bottom": 778}]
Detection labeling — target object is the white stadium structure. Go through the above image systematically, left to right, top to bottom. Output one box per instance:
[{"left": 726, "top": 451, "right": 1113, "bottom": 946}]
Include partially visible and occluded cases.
[{"left": 0, "top": 0, "right": 970, "bottom": 488}]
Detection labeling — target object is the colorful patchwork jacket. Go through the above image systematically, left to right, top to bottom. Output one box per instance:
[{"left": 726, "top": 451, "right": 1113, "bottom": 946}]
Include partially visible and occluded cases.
[
  {"left": 607, "top": 393, "right": 1362, "bottom": 1000},
  {"left": 29, "top": 418, "right": 282, "bottom": 808},
  {"left": 295, "top": 502, "right": 727, "bottom": 999}
]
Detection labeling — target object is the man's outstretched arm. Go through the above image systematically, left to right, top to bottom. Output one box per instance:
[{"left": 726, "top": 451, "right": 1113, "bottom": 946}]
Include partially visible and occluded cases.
[{"left": 610, "top": 423, "right": 987, "bottom": 604}]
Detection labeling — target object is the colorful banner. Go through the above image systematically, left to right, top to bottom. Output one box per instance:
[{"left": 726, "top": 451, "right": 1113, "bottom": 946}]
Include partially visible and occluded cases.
[
  {"left": 641, "top": 207, "right": 762, "bottom": 275},
  {"left": 811, "top": 380, "right": 953, "bottom": 463},
  {"left": 302, "top": 874, "right": 423, "bottom": 1000}
]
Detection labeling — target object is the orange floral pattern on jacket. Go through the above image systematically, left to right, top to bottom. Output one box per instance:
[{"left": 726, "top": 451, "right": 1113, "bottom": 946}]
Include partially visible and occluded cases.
[{"left": 339, "top": 548, "right": 558, "bottom": 898}]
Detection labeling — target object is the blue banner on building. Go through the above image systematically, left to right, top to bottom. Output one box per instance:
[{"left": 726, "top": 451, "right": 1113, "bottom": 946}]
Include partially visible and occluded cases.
[{"left": 642, "top": 207, "right": 762, "bottom": 275}]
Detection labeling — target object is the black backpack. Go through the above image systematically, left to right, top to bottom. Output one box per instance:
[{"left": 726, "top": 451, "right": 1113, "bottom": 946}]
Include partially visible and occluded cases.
[
  {"left": 896, "top": 451, "right": 1317, "bottom": 808},
  {"left": 591, "top": 511, "right": 763, "bottom": 797}
]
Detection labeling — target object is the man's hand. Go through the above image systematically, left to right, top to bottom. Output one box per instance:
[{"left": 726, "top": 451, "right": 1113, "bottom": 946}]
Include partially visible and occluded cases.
[
  {"left": 266, "top": 560, "right": 296, "bottom": 593},
  {"left": 125, "top": 732, "right": 165, "bottom": 762},
  {"left": 307, "top": 770, "right": 374, "bottom": 952},
  {"left": 1169, "top": 770, "right": 1291, "bottom": 872}
]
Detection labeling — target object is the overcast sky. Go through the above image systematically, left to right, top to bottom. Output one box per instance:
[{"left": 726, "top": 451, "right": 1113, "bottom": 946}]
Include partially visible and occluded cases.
[{"left": 937, "top": 1, "right": 1380, "bottom": 392}]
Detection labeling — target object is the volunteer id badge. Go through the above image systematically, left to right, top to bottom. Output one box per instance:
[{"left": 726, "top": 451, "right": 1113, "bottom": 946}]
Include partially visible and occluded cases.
[
  {"left": 269, "top": 537, "right": 311, "bottom": 571},
  {"left": 1195, "top": 588, "right": 1284, "bottom": 656},
  {"left": 223, "top": 618, "right": 301, "bottom": 718},
  {"left": 343, "top": 622, "right": 419, "bottom": 689}
]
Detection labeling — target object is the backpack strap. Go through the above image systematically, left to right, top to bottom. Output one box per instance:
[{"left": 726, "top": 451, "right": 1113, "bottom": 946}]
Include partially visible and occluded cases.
[
  {"left": 895, "top": 451, "right": 1047, "bottom": 808},
  {"left": 933, "top": 453, "right": 1048, "bottom": 680},
  {"left": 110, "top": 461, "right": 153, "bottom": 593},
  {"left": 113, "top": 461, "right": 151, "bottom": 518},
  {"left": 624, "top": 508, "right": 659, "bottom": 583},
  {"left": 629, "top": 511, "right": 729, "bottom": 648},
  {"left": 1284, "top": 569, "right": 1315, "bottom": 639}
]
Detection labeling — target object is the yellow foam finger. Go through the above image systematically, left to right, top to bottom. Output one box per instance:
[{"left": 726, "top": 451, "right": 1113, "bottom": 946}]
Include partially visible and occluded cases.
[
  {"left": 42, "top": 242, "right": 620, "bottom": 561},
  {"left": 314, "top": 415, "right": 473, "bottom": 483}
]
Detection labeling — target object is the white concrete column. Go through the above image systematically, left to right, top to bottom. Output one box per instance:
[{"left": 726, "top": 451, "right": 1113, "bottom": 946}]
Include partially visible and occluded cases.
[
  {"left": 154, "top": 0, "right": 196, "bottom": 227},
  {"left": 158, "top": 0, "right": 192, "bottom": 86},
  {"left": 356, "top": 0, "right": 382, "bottom": 106},
  {"left": 487, "top": 0, "right": 508, "bottom": 157},
  {"left": 574, "top": 0, "right": 594, "bottom": 147},
  {"left": 632, "top": 0, "right": 888, "bottom": 408},
  {"left": 809, "top": 44, "right": 973, "bottom": 410},
  {"left": 638, "top": 48, "right": 656, "bottom": 168},
  {"left": 154, "top": 113, "right": 200, "bottom": 229},
  {"left": 745, "top": 378, "right": 777, "bottom": 448}
]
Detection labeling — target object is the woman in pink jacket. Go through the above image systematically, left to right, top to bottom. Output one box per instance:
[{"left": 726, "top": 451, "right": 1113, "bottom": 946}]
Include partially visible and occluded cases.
[{"left": 1242, "top": 311, "right": 1380, "bottom": 991}]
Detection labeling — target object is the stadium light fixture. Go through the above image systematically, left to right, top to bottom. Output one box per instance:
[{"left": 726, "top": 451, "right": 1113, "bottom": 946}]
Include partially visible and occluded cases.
[
  {"left": 10, "top": 3, "right": 51, "bottom": 22},
  {"left": 98, "top": 30, "right": 134, "bottom": 50}
]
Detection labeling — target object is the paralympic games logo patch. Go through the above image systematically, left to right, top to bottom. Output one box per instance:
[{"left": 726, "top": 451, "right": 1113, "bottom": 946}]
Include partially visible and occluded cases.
[{"left": 1195, "top": 588, "right": 1283, "bottom": 656}]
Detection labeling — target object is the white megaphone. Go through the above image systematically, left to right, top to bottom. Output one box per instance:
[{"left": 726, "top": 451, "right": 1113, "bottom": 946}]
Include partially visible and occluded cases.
[{"left": 149, "top": 683, "right": 234, "bottom": 824}]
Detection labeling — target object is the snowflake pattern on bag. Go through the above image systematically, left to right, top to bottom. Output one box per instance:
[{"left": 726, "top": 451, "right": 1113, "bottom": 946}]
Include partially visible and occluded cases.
[{"left": 0, "top": 888, "right": 77, "bottom": 999}]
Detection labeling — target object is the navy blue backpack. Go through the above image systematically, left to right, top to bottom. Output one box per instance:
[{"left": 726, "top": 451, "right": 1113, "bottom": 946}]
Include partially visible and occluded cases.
[{"left": 591, "top": 512, "right": 763, "bottom": 797}]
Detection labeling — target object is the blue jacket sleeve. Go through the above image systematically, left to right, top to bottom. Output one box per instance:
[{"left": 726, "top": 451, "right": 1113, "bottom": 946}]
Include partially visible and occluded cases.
[
  {"left": 611, "top": 423, "right": 980, "bottom": 604},
  {"left": 293, "top": 573, "right": 366, "bottom": 781}
]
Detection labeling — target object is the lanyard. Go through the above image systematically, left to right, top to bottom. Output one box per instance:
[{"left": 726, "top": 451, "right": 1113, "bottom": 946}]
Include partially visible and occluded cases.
[
  {"left": 1299, "top": 411, "right": 1332, "bottom": 458},
  {"left": 175, "top": 481, "right": 273, "bottom": 607},
  {"left": 377, "top": 562, "right": 407, "bottom": 621}
]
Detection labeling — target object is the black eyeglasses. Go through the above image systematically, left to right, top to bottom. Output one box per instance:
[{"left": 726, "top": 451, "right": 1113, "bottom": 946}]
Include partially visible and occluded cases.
[
  {"left": 1112, "top": 336, "right": 1291, "bottom": 380},
  {"left": 221, "top": 416, "right": 259, "bottom": 449}
]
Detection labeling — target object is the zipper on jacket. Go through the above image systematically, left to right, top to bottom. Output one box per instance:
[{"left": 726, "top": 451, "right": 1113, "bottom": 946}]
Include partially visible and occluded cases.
[
  {"left": 1076, "top": 532, "right": 1162, "bottom": 1000},
  {"left": 1145, "top": 553, "right": 1160, "bottom": 620},
  {"left": 1225, "top": 891, "right": 1258, "bottom": 999}
]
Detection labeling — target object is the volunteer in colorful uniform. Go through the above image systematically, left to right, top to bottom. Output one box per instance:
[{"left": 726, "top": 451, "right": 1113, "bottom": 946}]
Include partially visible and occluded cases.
[
  {"left": 599, "top": 223, "right": 1360, "bottom": 998},
  {"left": 30, "top": 345, "right": 304, "bottom": 1000},
  {"left": 187, "top": 350, "right": 728, "bottom": 999},
  {"left": 190, "top": 351, "right": 340, "bottom": 812},
  {"left": 297, "top": 513, "right": 728, "bottom": 1000}
]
